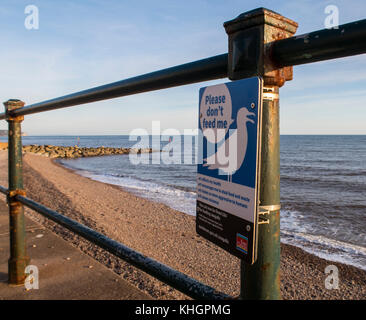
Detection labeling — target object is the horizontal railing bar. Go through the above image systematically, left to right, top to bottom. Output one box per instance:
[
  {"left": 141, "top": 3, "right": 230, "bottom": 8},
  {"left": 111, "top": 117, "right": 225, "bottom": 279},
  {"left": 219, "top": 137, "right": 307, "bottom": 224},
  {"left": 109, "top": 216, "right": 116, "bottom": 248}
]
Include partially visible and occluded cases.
[
  {"left": 272, "top": 18, "right": 366, "bottom": 67},
  {"left": 0, "top": 54, "right": 228, "bottom": 120},
  {"left": 0, "top": 185, "right": 7, "bottom": 195},
  {"left": 13, "top": 193, "right": 230, "bottom": 300}
]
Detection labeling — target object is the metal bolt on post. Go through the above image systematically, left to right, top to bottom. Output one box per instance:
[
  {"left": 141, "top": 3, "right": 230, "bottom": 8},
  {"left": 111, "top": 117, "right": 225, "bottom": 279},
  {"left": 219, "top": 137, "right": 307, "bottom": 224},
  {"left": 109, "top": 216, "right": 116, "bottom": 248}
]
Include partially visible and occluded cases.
[
  {"left": 224, "top": 8, "right": 298, "bottom": 299},
  {"left": 4, "top": 99, "right": 29, "bottom": 285}
]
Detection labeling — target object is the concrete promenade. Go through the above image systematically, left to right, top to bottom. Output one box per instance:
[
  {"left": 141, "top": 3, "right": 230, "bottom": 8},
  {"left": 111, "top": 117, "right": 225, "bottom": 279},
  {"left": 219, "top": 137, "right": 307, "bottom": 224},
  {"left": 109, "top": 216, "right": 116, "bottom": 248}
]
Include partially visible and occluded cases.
[{"left": 0, "top": 200, "right": 150, "bottom": 300}]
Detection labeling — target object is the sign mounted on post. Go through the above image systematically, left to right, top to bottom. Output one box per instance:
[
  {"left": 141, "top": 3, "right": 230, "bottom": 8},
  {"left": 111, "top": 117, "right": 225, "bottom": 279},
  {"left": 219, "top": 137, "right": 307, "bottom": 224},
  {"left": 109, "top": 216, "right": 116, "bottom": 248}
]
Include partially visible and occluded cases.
[{"left": 196, "top": 77, "right": 263, "bottom": 264}]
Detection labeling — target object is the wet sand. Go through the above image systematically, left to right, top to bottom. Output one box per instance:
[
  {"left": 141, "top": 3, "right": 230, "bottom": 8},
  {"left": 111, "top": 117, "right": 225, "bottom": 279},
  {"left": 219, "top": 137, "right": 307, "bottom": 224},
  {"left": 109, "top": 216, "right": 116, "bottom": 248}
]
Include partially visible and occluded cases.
[{"left": 0, "top": 150, "right": 365, "bottom": 299}]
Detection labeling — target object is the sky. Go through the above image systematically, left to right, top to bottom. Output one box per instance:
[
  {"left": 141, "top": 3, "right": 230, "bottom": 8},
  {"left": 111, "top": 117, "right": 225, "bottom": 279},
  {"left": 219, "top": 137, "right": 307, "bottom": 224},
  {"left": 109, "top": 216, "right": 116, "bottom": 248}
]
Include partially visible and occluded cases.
[{"left": 0, "top": 0, "right": 365, "bottom": 135}]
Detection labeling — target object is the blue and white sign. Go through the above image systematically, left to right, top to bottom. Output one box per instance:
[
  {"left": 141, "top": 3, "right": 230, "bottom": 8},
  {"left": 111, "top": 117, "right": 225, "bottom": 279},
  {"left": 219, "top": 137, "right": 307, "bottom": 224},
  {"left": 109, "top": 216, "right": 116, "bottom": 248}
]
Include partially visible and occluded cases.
[{"left": 196, "top": 77, "right": 262, "bottom": 263}]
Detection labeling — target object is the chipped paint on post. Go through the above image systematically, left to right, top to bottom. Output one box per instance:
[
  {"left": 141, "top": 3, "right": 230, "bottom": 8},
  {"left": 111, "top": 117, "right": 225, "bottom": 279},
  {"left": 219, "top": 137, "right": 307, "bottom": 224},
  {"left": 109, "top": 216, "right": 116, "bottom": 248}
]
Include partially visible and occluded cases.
[
  {"left": 224, "top": 7, "right": 298, "bottom": 87},
  {"left": 224, "top": 8, "right": 297, "bottom": 300},
  {"left": 239, "top": 92, "right": 282, "bottom": 300},
  {"left": 4, "top": 99, "right": 29, "bottom": 285}
]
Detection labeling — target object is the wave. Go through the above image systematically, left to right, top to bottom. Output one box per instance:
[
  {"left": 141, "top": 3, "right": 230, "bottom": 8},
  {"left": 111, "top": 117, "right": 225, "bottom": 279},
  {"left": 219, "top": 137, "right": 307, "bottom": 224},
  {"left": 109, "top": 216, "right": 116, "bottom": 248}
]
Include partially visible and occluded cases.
[
  {"left": 59, "top": 162, "right": 366, "bottom": 271},
  {"left": 78, "top": 171, "right": 197, "bottom": 216},
  {"left": 280, "top": 175, "right": 366, "bottom": 193},
  {"left": 281, "top": 209, "right": 366, "bottom": 271},
  {"left": 281, "top": 230, "right": 366, "bottom": 271}
]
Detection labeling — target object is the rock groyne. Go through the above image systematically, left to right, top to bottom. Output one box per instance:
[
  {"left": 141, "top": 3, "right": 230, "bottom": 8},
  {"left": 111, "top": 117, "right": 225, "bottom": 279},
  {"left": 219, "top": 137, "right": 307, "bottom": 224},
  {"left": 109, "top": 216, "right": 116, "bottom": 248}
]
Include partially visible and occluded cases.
[{"left": 19, "top": 145, "right": 153, "bottom": 159}]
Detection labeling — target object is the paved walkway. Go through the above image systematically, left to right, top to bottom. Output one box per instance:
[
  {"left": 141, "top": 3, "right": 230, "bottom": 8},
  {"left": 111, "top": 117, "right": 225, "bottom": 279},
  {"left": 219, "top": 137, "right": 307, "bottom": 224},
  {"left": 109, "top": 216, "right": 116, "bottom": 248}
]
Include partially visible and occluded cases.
[{"left": 0, "top": 200, "right": 150, "bottom": 299}]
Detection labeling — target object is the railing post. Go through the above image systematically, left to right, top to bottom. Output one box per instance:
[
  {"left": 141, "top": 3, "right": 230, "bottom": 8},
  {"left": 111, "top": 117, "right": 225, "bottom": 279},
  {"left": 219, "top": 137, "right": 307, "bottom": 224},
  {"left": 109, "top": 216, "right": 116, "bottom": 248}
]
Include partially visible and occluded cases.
[
  {"left": 224, "top": 8, "right": 298, "bottom": 299},
  {"left": 4, "top": 99, "right": 29, "bottom": 285}
]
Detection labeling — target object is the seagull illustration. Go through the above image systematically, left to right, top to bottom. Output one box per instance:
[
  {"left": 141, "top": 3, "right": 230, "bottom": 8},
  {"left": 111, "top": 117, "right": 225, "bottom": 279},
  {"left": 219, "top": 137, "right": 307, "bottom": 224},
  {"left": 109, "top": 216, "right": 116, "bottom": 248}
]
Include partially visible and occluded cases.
[{"left": 203, "top": 107, "right": 255, "bottom": 182}]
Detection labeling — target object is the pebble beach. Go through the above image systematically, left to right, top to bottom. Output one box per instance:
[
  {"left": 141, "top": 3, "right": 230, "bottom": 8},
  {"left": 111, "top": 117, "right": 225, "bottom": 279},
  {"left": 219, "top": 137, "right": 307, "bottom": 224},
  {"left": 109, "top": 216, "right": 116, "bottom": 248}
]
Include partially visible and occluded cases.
[{"left": 0, "top": 150, "right": 365, "bottom": 300}]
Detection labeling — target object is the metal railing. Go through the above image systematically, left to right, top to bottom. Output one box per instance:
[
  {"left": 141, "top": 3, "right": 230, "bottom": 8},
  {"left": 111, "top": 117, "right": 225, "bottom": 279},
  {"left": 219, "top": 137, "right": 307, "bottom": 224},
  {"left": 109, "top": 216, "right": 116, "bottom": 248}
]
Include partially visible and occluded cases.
[
  {"left": 0, "top": 7, "right": 365, "bottom": 299},
  {"left": 1, "top": 16, "right": 365, "bottom": 121}
]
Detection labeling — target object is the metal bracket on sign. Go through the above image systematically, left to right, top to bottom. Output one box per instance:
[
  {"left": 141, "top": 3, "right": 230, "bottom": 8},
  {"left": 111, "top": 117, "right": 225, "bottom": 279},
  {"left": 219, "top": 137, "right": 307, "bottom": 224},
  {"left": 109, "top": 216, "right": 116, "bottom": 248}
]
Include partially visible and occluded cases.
[
  {"left": 263, "top": 87, "right": 279, "bottom": 101},
  {"left": 258, "top": 204, "right": 281, "bottom": 224}
]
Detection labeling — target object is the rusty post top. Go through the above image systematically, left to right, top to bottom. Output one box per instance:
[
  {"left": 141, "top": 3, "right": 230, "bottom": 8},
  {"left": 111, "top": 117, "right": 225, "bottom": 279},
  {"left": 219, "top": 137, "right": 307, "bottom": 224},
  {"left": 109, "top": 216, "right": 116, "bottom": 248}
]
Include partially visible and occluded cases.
[
  {"left": 224, "top": 7, "right": 298, "bottom": 35},
  {"left": 224, "top": 7, "right": 298, "bottom": 86},
  {"left": 4, "top": 99, "right": 25, "bottom": 121},
  {"left": 4, "top": 99, "right": 25, "bottom": 110}
]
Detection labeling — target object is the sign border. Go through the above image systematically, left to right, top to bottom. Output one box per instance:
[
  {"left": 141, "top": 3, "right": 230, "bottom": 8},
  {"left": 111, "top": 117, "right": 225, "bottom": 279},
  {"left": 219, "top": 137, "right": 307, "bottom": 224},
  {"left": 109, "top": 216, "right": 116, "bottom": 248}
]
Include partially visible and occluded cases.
[{"left": 196, "top": 76, "right": 263, "bottom": 264}]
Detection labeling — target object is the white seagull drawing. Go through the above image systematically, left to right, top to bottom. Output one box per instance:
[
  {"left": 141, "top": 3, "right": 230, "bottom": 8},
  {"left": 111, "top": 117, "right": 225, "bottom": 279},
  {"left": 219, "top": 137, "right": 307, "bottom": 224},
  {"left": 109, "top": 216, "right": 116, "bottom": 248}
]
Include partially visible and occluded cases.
[{"left": 203, "top": 107, "right": 255, "bottom": 182}]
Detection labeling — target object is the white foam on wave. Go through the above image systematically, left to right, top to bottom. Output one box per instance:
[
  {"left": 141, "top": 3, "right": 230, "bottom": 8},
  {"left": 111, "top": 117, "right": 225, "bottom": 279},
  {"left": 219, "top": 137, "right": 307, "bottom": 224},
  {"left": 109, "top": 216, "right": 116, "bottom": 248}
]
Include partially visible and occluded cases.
[
  {"left": 67, "top": 166, "right": 366, "bottom": 271},
  {"left": 81, "top": 171, "right": 197, "bottom": 216},
  {"left": 281, "top": 209, "right": 366, "bottom": 271},
  {"left": 281, "top": 230, "right": 366, "bottom": 271}
]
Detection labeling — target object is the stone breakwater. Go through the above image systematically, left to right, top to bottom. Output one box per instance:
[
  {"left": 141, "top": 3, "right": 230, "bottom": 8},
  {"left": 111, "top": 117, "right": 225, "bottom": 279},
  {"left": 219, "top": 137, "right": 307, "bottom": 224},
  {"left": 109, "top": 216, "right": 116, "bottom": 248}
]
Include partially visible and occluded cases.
[{"left": 19, "top": 145, "right": 154, "bottom": 159}]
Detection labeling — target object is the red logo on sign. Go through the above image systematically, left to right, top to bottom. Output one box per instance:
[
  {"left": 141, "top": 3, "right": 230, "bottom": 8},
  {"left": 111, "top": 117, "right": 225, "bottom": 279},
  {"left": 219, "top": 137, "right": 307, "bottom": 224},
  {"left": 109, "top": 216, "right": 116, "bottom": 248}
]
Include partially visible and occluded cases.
[{"left": 236, "top": 234, "right": 248, "bottom": 253}]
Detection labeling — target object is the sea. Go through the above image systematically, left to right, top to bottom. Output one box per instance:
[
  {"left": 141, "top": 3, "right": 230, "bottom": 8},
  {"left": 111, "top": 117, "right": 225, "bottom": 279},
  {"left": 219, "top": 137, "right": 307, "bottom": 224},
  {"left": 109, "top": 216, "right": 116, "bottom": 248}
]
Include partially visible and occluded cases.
[{"left": 1, "top": 134, "right": 365, "bottom": 271}]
